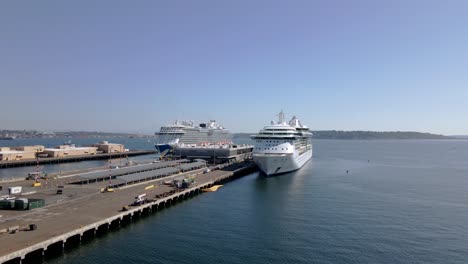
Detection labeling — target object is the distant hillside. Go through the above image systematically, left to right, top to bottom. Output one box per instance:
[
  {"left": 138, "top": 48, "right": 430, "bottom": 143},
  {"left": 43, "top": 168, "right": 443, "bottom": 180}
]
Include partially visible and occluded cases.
[
  {"left": 0, "top": 129, "right": 153, "bottom": 139},
  {"left": 53, "top": 131, "right": 151, "bottom": 138},
  {"left": 234, "top": 131, "right": 453, "bottom": 140},
  {"left": 312, "top": 131, "right": 452, "bottom": 140},
  {"left": 452, "top": 135, "right": 468, "bottom": 139}
]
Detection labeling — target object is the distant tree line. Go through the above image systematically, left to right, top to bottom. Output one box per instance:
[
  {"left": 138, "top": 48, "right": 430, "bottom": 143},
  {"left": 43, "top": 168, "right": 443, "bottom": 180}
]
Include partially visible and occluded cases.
[
  {"left": 0, "top": 129, "right": 151, "bottom": 139},
  {"left": 309, "top": 130, "right": 452, "bottom": 139},
  {"left": 233, "top": 131, "right": 453, "bottom": 140}
]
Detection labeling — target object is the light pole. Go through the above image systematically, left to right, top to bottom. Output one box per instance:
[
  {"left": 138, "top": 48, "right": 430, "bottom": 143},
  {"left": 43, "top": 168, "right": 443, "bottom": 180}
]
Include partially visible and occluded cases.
[
  {"left": 35, "top": 153, "right": 39, "bottom": 183},
  {"left": 108, "top": 158, "right": 112, "bottom": 186}
]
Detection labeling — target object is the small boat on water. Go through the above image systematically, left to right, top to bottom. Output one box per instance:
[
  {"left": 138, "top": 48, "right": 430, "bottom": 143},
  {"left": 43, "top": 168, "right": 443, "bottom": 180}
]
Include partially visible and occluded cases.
[{"left": 202, "top": 185, "right": 223, "bottom": 192}]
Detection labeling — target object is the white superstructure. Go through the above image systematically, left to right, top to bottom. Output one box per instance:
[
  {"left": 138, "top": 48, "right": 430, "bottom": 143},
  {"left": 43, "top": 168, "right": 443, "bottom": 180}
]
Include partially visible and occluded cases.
[
  {"left": 252, "top": 111, "right": 312, "bottom": 175},
  {"left": 155, "top": 120, "right": 232, "bottom": 153}
]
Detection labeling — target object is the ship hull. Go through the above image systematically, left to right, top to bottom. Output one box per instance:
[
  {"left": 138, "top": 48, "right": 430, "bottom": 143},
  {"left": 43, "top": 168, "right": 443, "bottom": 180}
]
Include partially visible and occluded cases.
[
  {"left": 154, "top": 144, "right": 174, "bottom": 153},
  {"left": 253, "top": 149, "right": 312, "bottom": 176}
]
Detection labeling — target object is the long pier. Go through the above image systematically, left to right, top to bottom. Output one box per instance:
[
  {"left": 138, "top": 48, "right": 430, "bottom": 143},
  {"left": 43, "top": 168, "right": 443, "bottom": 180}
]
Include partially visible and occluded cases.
[
  {"left": 0, "top": 150, "right": 157, "bottom": 168},
  {"left": 0, "top": 162, "right": 257, "bottom": 264}
]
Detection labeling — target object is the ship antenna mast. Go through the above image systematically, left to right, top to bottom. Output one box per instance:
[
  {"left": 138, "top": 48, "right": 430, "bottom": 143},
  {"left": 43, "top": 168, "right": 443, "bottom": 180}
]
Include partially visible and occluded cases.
[{"left": 278, "top": 110, "right": 285, "bottom": 124}]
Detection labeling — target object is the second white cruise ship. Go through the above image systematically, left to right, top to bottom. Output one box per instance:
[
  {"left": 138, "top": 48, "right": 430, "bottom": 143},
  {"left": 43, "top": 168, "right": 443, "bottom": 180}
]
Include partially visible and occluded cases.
[
  {"left": 252, "top": 111, "right": 312, "bottom": 175},
  {"left": 155, "top": 120, "right": 232, "bottom": 153}
]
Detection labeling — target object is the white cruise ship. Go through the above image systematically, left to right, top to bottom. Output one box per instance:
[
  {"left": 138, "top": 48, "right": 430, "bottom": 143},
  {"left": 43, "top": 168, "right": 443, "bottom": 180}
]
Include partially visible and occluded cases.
[
  {"left": 252, "top": 111, "right": 312, "bottom": 175},
  {"left": 155, "top": 120, "right": 232, "bottom": 153}
]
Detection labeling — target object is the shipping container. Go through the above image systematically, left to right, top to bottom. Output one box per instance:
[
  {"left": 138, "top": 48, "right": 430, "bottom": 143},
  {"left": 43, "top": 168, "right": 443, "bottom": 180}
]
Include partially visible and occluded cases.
[
  {"left": 0, "top": 198, "right": 44, "bottom": 210},
  {"left": 14, "top": 198, "right": 29, "bottom": 210},
  {"left": 0, "top": 199, "right": 11, "bottom": 209},
  {"left": 8, "top": 199, "right": 15, "bottom": 209},
  {"left": 28, "top": 199, "right": 45, "bottom": 210}
]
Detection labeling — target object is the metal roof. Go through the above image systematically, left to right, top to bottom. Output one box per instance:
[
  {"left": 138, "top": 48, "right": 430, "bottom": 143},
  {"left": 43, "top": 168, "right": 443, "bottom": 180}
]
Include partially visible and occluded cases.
[
  {"left": 77, "top": 159, "right": 189, "bottom": 181},
  {"left": 110, "top": 161, "right": 206, "bottom": 186},
  {"left": 179, "top": 161, "right": 206, "bottom": 170},
  {"left": 118, "top": 167, "right": 179, "bottom": 184}
]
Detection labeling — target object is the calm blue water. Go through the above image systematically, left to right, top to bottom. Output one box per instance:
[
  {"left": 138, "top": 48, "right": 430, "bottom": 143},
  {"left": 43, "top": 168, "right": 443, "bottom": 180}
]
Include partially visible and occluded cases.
[{"left": 14, "top": 139, "right": 468, "bottom": 263}]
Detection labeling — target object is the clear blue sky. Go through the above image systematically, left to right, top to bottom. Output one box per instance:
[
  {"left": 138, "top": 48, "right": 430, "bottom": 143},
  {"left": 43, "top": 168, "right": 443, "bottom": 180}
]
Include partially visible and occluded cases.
[{"left": 1, "top": 0, "right": 467, "bottom": 135}]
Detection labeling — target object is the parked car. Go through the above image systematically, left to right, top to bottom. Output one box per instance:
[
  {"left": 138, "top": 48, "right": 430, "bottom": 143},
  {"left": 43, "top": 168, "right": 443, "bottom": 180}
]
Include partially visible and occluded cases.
[{"left": 26, "top": 172, "right": 47, "bottom": 180}]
